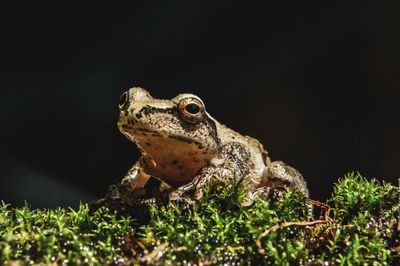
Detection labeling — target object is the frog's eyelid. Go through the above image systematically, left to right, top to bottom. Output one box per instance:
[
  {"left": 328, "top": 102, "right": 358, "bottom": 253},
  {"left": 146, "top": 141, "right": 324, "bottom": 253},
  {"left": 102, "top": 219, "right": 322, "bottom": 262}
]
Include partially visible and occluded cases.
[{"left": 119, "top": 92, "right": 129, "bottom": 109}]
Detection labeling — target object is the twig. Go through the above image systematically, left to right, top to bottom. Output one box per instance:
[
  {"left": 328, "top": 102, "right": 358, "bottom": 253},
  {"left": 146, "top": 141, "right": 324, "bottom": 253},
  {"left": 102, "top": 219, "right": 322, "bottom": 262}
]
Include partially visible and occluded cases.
[
  {"left": 307, "top": 198, "right": 332, "bottom": 221},
  {"left": 257, "top": 199, "right": 331, "bottom": 255},
  {"left": 256, "top": 220, "right": 327, "bottom": 254},
  {"left": 140, "top": 242, "right": 169, "bottom": 263}
]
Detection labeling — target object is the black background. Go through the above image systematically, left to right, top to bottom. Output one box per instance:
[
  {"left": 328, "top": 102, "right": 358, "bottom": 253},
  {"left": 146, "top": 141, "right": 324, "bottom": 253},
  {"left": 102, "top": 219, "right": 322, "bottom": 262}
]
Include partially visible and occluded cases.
[{"left": 1, "top": 1, "right": 399, "bottom": 208}]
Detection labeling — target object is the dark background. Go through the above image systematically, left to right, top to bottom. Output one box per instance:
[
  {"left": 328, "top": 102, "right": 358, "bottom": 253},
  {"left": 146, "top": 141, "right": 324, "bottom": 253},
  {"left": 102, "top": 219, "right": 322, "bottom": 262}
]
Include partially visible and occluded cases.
[{"left": 1, "top": 1, "right": 399, "bottom": 208}]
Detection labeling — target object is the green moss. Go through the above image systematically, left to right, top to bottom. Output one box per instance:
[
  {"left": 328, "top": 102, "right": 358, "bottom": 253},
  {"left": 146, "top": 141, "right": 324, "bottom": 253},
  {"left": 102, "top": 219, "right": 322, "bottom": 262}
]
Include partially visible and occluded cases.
[
  {"left": 1, "top": 173, "right": 400, "bottom": 265},
  {"left": 0, "top": 204, "right": 135, "bottom": 265}
]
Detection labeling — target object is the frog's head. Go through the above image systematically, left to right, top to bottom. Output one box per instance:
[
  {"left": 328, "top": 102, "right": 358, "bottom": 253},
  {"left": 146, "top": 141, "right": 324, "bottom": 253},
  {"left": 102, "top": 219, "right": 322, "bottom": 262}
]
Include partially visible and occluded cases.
[{"left": 118, "top": 87, "right": 221, "bottom": 164}]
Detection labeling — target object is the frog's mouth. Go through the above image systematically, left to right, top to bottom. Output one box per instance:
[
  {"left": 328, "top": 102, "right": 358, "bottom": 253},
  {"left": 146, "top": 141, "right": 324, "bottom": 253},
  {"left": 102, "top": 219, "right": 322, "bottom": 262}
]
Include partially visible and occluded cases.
[
  {"left": 118, "top": 112, "right": 219, "bottom": 159},
  {"left": 120, "top": 123, "right": 212, "bottom": 153},
  {"left": 126, "top": 127, "right": 209, "bottom": 151}
]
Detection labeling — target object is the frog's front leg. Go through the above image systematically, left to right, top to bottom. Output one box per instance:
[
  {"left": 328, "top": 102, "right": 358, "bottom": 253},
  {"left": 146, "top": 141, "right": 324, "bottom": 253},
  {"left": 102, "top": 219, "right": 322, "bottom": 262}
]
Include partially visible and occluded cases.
[
  {"left": 169, "top": 143, "right": 251, "bottom": 202},
  {"left": 92, "top": 156, "right": 153, "bottom": 210},
  {"left": 113, "top": 156, "right": 153, "bottom": 204},
  {"left": 122, "top": 157, "right": 151, "bottom": 189}
]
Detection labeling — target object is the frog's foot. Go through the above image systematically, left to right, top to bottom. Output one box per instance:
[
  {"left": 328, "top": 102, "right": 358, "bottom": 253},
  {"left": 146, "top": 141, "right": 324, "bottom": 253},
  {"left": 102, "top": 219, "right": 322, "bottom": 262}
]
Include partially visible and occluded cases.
[
  {"left": 267, "top": 161, "right": 309, "bottom": 197},
  {"left": 169, "top": 174, "right": 214, "bottom": 203},
  {"left": 193, "top": 174, "right": 217, "bottom": 200},
  {"left": 169, "top": 180, "right": 197, "bottom": 202},
  {"left": 89, "top": 182, "right": 147, "bottom": 214},
  {"left": 106, "top": 183, "right": 147, "bottom": 206},
  {"left": 240, "top": 187, "right": 273, "bottom": 206},
  {"left": 169, "top": 190, "right": 184, "bottom": 202},
  {"left": 168, "top": 192, "right": 196, "bottom": 206},
  {"left": 139, "top": 197, "right": 157, "bottom": 204},
  {"left": 170, "top": 197, "right": 196, "bottom": 206}
]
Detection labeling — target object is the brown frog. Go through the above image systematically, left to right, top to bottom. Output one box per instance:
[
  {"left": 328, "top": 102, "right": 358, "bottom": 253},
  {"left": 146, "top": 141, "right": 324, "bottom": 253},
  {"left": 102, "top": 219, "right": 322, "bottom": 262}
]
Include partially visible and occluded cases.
[{"left": 117, "top": 87, "right": 308, "bottom": 206}]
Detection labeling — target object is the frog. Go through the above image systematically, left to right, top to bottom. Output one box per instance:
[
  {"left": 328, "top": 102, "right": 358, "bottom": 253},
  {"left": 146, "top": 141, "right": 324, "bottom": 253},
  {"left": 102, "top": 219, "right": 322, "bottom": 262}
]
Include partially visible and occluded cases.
[{"left": 117, "top": 87, "right": 308, "bottom": 206}]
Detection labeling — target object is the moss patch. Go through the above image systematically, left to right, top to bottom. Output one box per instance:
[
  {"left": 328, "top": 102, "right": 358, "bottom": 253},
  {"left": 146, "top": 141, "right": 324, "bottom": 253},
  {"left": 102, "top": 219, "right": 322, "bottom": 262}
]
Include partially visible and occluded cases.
[{"left": 1, "top": 173, "right": 400, "bottom": 265}]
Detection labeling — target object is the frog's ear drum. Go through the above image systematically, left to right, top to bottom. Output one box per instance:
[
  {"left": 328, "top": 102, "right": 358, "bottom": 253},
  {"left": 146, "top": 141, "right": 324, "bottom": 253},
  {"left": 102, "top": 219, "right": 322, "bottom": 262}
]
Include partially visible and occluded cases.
[
  {"left": 119, "top": 91, "right": 129, "bottom": 110},
  {"left": 178, "top": 97, "right": 205, "bottom": 124}
]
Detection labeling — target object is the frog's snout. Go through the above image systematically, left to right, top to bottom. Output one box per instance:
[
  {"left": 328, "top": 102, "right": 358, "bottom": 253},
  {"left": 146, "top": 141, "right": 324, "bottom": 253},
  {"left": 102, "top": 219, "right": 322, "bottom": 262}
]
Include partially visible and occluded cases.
[
  {"left": 119, "top": 87, "right": 154, "bottom": 112},
  {"left": 129, "top": 87, "right": 153, "bottom": 102}
]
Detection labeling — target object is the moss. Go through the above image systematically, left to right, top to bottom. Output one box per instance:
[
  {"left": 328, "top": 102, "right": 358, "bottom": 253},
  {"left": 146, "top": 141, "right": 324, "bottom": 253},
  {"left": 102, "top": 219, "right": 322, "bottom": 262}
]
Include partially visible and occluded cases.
[
  {"left": 1, "top": 173, "right": 400, "bottom": 265},
  {"left": 0, "top": 204, "right": 135, "bottom": 265}
]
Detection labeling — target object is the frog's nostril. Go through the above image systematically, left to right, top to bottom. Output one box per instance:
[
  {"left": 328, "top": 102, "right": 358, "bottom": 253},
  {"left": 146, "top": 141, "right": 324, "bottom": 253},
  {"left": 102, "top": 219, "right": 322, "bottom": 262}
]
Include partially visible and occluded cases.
[{"left": 119, "top": 92, "right": 129, "bottom": 110}]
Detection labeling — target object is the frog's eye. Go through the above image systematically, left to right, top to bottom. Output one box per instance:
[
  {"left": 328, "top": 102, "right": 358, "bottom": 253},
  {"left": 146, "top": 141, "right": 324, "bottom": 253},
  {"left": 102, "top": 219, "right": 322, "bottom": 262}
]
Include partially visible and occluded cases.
[
  {"left": 119, "top": 92, "right": 129, "bottom": 110},
  {"left": 178, "top": 98, "right": 205, "bottom": 123},
  {"left": 185, "top": 103, "right": 200, "bottom": 114}
]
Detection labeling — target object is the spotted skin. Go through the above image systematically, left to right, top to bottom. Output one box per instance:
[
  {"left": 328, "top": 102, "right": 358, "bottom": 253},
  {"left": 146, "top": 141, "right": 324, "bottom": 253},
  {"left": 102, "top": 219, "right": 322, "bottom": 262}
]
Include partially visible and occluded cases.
[{"left": 117, "top": 87, "right": 308, "bottom": 205}]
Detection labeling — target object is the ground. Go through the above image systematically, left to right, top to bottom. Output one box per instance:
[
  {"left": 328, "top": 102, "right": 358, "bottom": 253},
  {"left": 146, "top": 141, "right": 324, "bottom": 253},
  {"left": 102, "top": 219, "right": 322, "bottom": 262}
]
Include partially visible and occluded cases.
[{"left": 1, "top": 173, "right": 400, "bottom": 265}]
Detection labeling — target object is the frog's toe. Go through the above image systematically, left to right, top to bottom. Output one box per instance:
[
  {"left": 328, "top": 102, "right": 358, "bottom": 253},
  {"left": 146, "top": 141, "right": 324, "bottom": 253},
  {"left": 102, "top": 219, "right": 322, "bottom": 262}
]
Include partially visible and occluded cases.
[
  {"left": 240, "top": 187, "right": 272, "bottom": 206},
  {"left": 194, "top": 189, "right": 204, "bottom": 200},
  {"left": 168, "top": 191, "right": 181, "bottom": 202},
  {"left": 168, "top": 194, "right": 195, "bottom": 206},
  {"left": 240, "top": 198, "right": 254, "bottom": 206}
]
